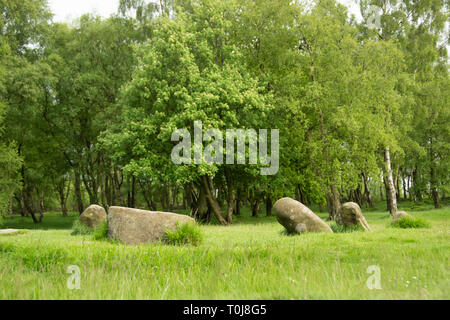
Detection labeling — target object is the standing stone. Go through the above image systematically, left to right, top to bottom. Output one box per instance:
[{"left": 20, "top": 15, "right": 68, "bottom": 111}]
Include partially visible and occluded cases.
[
  {"left": 273, "top": 197, "right": 333, "bottom": 234},
  {"left": 336, "top": 202, "right": 371, "bottom": 231},
  {"left": 80, "top": 205, "right": 107, "bottom": 228},
  {"left": 108, "top": 206, "right": 196, "bottom": 245}
]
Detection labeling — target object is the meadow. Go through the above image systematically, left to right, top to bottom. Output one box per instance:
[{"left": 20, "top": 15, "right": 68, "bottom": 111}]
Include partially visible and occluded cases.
[{"left": 0, "top": 201, "right": 448, "bottom": 300}]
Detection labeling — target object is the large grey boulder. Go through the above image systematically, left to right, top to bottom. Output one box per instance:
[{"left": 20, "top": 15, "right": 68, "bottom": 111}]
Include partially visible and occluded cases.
[
  {"left": 273, "top": 197, "right": 333, "bottom": 234},
  {"left": 336, "top": 202, "right": 371, "bottom": 231},
  {"left": 80, "top": 205, "right": 107, "bottom": 228},
  {"left": 108, "top": 206, "right": 195, "bottom": 245}
]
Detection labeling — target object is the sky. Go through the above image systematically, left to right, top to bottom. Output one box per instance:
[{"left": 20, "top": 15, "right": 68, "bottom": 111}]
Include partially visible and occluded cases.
[
  {"left": 47, "top": 0, "right": 362, "bottom": 23},
  {"left": 48, "top": 0, "right": 120, "bottom": 22}
]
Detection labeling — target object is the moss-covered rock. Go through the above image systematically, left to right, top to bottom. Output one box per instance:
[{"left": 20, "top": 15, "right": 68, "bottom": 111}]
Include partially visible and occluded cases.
[
  {"left": 336, "top": 202, "right": 371, "bottom": 231},
  {"left": 80, "top": 205, "right": 107, "bottom": 228}
]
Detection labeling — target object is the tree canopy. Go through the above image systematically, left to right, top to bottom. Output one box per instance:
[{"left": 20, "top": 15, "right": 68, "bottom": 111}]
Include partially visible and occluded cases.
[{"left": 0, "top": 0, "right": 448, "bottom": 225}]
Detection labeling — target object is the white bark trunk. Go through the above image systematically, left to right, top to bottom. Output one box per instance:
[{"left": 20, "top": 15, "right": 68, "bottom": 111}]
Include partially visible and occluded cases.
[{"left": 385, "top": 146, "right": 398, "bottom": 214}]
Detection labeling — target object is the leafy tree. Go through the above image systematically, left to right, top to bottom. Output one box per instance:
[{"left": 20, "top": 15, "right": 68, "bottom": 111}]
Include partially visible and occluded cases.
[
  {"left": 1, "top": 0, "right": 52, "bottom": 222},
  {"left": 359, "top": 0, "right": 449, "bottom": 209},
  {"left": 105, "top": 6, "right": 272, "bottom": 224},
  {"left": 43, "top": 15, "right": 137, "bottom": 213}
]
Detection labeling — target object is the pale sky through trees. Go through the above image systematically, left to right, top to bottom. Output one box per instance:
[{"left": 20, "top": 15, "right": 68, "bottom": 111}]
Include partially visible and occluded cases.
[
  {"left": 48, "top": 0, "right": 362, "bottom": 22},
  {"left": 48, "top": 0, "right": 120, "bottom": 22}
]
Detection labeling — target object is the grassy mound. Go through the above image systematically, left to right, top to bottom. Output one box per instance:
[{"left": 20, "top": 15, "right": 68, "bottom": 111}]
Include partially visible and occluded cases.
[
  {"left": 391, "top": 216, "right": 430, "bottom": 229},
  {"left": 71, "top": 220, "right": 109, "bottom": 240},
  {"left": 329, "top": 222, "right": 365, "bottom": 233},
  {"left": 164, "top": 223, "right": 203, "bottom": 246}
]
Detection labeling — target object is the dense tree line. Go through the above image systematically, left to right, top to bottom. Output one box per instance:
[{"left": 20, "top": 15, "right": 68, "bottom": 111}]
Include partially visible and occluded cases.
[{"left": 0, "top": 0, "right": 448, "bottom": 225}]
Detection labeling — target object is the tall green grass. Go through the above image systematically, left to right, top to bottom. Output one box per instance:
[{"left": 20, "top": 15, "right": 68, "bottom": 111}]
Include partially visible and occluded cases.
[
  {"left": 0, "top": 204, "right": 448, "bottom": 300},
  {"left": 71, "top": 220, "right": 94, "bottom": 236}
]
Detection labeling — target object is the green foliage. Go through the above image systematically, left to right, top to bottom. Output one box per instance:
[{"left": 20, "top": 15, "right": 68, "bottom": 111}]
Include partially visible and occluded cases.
[
  {"left": 0, "top": 0, "right": 52, "bottom": 54},
  {"left": 1, "top": 0, "right": 448, "bottom": 225},
  {"left": 1, "top": 1, "right": 53, "bottom": 221},
  {"left": 105, "top": 11, "right": 272, "bottom": 183},
  {"left": 0, "top": 12, "right": 22, "bottom": 224},
  {"left": 0, "top": 144, "right": 22, "bottom": 223},
  {"left": 391, "top": 216, "right": 430, "bottom": 229},
  {"left": 71, "top": 219, "right": 109, "bottom": 240},
  {"left": 71, "top": 220, "right": 94, "bottom": 236},
  {"left": 93, "top": 222, "right": 109, "bottom": 241},
  {"left": 329, "top": 222, "right": 365, "bottom": 233},
  {"left": 164, "top": 223, "right": 204, "bottom": 246}
]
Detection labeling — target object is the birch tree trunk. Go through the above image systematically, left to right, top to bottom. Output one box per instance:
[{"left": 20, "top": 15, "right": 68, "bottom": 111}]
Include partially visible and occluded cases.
[
  {"left": 384, "top": 146, "right": 398, "bottom": 214},
  {"left": 224, "top": 167, "right": 235, "bottom": 224}
]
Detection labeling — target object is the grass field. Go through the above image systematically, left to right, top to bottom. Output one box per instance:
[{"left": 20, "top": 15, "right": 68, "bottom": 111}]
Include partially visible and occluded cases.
[{"left": 0, "top": 201, "right": 448, "bottom": 300}]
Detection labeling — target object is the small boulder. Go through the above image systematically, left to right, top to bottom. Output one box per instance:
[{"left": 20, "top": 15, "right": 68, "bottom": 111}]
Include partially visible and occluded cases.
[
  {"left": 273, "top": 197, "right": 333, "bottom": 234},
  {"left": 336, "top": 202, "right": 371, "bottom": 231},
  {"left": 80, "top": 205, "right": 107, "bottom": 228},
  {"left": 108, "top": 206, "right": 195, "bottom": 245},
  {"left": 393, "top": 211, "right": 412, "bottom": 221},
  {"left": 0, "top": 229, "right": 20, "bottom": 235}
]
